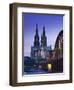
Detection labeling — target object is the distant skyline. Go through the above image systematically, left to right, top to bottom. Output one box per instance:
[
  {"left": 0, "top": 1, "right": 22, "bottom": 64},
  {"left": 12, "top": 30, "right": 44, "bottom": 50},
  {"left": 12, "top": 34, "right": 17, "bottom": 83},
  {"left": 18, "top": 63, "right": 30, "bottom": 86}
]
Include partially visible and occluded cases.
[{"left": 23, "top": 13, "right": 63, "bottom": 56}]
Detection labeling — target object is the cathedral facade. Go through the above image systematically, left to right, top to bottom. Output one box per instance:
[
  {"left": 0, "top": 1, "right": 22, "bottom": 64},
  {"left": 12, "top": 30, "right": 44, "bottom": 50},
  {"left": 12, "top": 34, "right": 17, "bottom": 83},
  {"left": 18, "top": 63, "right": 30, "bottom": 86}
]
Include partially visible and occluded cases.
[{"left": 31, "top": 24, "right": 51, "bottom": 60}]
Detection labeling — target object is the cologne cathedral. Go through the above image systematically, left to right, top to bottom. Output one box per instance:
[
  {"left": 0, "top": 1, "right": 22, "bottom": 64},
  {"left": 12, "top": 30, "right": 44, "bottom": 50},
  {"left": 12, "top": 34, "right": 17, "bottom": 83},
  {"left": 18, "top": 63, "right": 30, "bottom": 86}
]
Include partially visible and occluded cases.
[{"left": 31, "top": 24, "right": 51, "bottom": 60}]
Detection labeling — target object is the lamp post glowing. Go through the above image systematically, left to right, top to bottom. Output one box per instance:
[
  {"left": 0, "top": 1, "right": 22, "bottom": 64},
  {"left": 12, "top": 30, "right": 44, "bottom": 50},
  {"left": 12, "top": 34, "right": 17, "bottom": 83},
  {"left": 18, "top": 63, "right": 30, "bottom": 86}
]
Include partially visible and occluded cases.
[{"left": 48, "top": 64, "right": 52, "bottom": 72}]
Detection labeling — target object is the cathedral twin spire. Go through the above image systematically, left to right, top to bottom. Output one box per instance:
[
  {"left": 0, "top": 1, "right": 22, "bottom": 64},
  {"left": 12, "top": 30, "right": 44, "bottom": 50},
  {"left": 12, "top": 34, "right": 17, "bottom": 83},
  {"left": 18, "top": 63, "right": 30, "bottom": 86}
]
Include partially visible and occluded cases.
[
  {"left": 34, "top": 24, "right": 47, "bottom": 47},
  {"left": 34, "top": 24, "right": 40, "bottom": 47},
  {"left": 41, "top": 26, "right": 47, "bottom": 46}
]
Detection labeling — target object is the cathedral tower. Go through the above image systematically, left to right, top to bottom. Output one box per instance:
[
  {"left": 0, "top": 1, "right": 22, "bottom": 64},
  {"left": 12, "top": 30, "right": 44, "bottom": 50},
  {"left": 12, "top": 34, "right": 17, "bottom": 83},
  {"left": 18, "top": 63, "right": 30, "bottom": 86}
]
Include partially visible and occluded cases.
[
  {"left": 34, "top": 24, "right": 40, "bottom": 47},
  {"left": 41, "top": 26, "right": 47, "bottom": 47}
]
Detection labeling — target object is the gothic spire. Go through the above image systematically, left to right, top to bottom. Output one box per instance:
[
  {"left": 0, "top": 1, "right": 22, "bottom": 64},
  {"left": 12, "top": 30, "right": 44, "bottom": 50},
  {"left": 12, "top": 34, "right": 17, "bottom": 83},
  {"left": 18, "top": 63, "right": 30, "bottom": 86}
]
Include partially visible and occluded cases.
[
  {"left": 34, "top": 24, "right": 40, "bottom": 47},
  {"left": 41, "top": 26, "right": 47, "bottom": 47},
  {"left": 43, "top": 26, "right": 45, "bottom": 36}
]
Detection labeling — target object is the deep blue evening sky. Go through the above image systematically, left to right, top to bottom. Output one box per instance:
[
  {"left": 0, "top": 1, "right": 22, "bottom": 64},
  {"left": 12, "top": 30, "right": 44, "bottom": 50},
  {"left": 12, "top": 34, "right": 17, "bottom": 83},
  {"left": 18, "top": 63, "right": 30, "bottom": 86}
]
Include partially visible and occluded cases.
[{"left": 23, "top": 13, "right": 63, "bottom": 56}]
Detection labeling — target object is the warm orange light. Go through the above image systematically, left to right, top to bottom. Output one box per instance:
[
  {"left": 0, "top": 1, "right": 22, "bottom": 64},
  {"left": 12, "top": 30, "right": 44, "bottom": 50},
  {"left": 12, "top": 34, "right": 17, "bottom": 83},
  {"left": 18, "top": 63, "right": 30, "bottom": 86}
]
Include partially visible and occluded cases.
[{"left": 48, "top": 64, "right": 52, "bottom": 70}]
